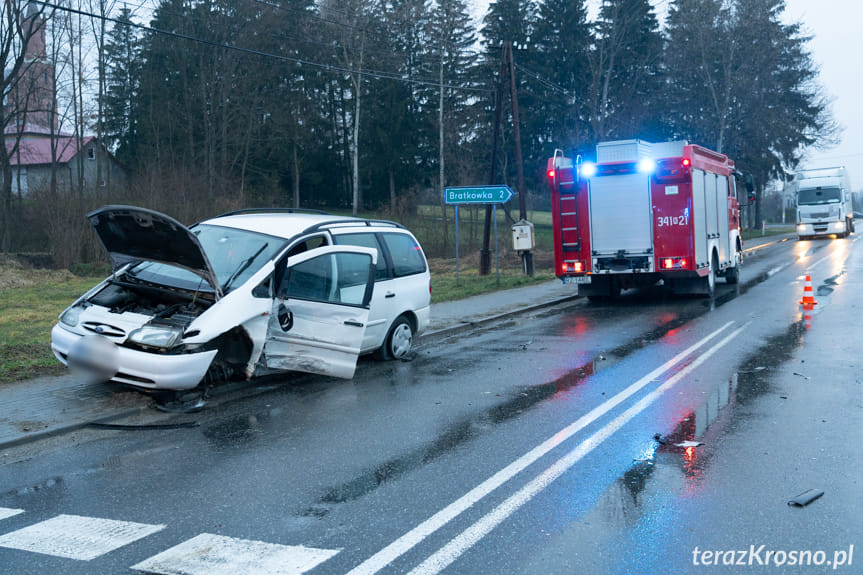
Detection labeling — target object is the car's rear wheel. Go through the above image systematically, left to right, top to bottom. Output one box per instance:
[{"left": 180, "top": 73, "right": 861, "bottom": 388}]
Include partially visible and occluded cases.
[{"left": 377, "top": 316, "right": 413, "bottom": 360}]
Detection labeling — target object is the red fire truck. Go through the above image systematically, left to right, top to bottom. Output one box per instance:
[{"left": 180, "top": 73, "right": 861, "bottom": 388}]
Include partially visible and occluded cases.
[{"left": 546, "top": 139, "right": 742, "bottom": 299}]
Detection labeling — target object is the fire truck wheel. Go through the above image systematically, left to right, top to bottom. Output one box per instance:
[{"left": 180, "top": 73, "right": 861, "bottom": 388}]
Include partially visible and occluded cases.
[
  {"left": 725, "top": 251, "right": 741, "bottom": 285},
  {"left": 704, "top": 253, "right": 717, "bottom": 297}
]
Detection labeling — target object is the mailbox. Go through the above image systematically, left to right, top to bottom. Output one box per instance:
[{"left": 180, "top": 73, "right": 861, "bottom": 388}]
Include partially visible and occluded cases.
[{"left": 512, "top": 219, "right": 535, "bottom": 251}]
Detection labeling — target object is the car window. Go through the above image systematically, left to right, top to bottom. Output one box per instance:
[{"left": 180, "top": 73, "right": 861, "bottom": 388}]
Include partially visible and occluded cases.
[
  {"left": 198, "top": 224, "right": 285, "bottom": 291},
  {"left": 333, "top": 233, "right": 389, "bottom": 280},
  {"left": 381, "top": 233, "right": 426, "bottom": 277},
  {"left": 287, "top": 235, "right": 329, "bottom": 257},
  {"left": 281, "top": 252, "right": 371, "bottom": 307},
  {"left": 334, "top": 253, "right": 372, "bottom": 306}
]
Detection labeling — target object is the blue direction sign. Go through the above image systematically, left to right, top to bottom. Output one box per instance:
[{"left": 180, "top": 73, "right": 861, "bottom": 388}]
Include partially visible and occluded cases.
[{"left": 444, "top": 185, "right": 514, "bottom": 205}]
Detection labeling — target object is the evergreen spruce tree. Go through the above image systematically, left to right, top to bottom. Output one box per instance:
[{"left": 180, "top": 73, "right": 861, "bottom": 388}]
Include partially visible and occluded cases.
[
  {"left": 427, "top": 0, "right": 480, "bottom": 186},
  {"left": 476, "top": 0, "right": 535, "bottom": 190},
  {"left": 527, "top": 0, "right": 593, "bottom": 157},
  {"left": 589, "top": 0, "right": 664, "bottom": 141},
  {"left": 663, "top": 0, "right": 733, "bottom": 151},
  {"left": 103, "top": 5, "right": 140, "bottom": 165}
]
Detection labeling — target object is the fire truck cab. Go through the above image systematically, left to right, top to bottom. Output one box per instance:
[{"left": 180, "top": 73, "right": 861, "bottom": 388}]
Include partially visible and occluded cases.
[{"left": 547, "top": 140, "right": 742, "bottom": 299}]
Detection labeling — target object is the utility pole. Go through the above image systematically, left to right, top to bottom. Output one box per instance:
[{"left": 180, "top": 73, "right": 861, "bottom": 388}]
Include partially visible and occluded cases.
[
  {"left": 480, "top": 41, "right": 532, "bottom": 276},
  {"left": 507, "top": 42, "right": 533, "bottom": 276},
  {"left": 479, "top": 45, "right": 507, "bottom": 276}
]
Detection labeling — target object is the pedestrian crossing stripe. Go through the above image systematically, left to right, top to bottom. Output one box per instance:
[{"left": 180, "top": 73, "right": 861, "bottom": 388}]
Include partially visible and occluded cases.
[
  {"left": 0, "top": 507, "right": 24, "bottom": 521},
  {"left": 0, "top": 514, "right": 165, "bottom": 560},
  {"left": 132, "top": 533, "right": 340, "bottom": 575}
]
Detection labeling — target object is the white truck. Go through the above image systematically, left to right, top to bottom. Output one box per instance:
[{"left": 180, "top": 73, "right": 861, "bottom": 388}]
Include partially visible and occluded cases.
[{"left": 794, "top": 167, "right": 854, "bottom": 239}]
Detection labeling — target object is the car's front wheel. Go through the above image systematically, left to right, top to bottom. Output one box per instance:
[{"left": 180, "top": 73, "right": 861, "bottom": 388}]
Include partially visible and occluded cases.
[{"left": 377, "top": 316, "right": 414, "bottom": 360}]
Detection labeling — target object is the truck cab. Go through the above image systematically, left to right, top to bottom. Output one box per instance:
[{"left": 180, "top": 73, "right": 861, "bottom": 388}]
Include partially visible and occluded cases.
[{"left": 794, "top": 167, "right": 854, "bottom": 239}]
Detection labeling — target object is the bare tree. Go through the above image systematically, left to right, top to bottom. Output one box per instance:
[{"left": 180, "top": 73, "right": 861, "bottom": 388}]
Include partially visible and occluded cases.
[
  {"left": 85, "top": 0, "right": 118, "bottom": 197},
  {"left": 320, "top": 0, "right": 374, "bottom": 216},
  {"left": 1, "top": 1, "right": 55, "bottom": 252}
]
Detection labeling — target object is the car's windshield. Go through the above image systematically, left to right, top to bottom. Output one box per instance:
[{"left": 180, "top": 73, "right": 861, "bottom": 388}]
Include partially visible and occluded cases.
[
  {"left": 797, "top": 187, "right": 841, "bottom": 205},
  {"left": 126, "top": 224, "right": 286, "bottom": 293}
]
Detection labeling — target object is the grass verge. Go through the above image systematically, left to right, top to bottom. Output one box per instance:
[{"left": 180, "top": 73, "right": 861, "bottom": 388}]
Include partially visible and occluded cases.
[
  {"left": 0, "top": 265, "right": 103, "bottom": 383},
  {"left": 429, "top": 267, "right": 556, "bottom": 304}
]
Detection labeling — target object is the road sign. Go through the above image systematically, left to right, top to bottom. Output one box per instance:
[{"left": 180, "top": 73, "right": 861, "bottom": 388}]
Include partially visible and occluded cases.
[{"left": 444, "top": 185, "right": 514, "bottom": 205}]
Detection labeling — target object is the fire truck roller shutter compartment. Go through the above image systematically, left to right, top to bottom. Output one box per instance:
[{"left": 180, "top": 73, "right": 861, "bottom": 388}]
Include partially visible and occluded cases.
[
  {"left": 692, "top": 169, "right": 709, "bottom": 268},
  {"left": 590, "top": 172, "right": 654, "bottom": 260},
  {"left": 716, "top": 174, "right": 730, "bottom": 264}
]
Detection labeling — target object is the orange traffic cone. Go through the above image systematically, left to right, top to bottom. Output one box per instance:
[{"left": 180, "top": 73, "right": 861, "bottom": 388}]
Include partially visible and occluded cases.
[{"left": 799, "top": 274, "right": 817, "bottom": 306}]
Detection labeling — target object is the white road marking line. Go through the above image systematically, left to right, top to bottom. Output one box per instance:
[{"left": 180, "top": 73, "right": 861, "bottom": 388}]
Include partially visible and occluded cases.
[
  {"left": 767, "top": 265, "right": 786, "bottom": 277},
  {"left": 346, "top": 321, "right": 736, "bottom": 575},
  {"left": 409, "top": 323, "right": 748, "bottom": 575},
  {"left": 0, "top": 507, "right": 24, "bottom": 521},
  {"left": 0, "top": 514, "right": 164, "bottom": 561},
  {"left": 132, "top": 533, "right": 340, "bottom": 575}
]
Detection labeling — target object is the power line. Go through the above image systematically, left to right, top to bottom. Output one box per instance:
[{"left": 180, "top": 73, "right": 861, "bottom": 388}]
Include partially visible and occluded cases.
[
  {"left": 33, "top": 0, "right": 493, "bottom": 94},
  {"left": 514, "top": 63, "right": 569, "bottom": 95}
]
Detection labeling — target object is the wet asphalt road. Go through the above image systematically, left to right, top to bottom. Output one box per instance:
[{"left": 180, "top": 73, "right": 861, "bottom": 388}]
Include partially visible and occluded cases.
[{"left": 1, "top": 235, "right": 861, "bottom": 574}]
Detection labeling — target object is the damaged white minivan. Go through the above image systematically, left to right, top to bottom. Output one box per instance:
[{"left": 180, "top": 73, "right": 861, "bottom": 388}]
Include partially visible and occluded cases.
[{"left": 51, "top": 206, "right": 431, "bottom": 391}]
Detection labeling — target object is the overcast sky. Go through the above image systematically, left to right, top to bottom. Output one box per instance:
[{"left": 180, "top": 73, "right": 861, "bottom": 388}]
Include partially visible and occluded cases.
[
  {"left": 470, "top": 0, "right": 860, "bottom": 180},
  {"left": 783, "top": 0, "right": 861, "bottom": 173}
]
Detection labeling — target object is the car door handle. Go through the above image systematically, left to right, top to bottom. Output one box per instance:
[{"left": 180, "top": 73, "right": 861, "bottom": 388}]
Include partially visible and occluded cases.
[
  {"left": 385, "top": 292, "right": 396, "bottom": 298},
  {"left": 344, "top": 320, "right": 364, "bottom": 327}
]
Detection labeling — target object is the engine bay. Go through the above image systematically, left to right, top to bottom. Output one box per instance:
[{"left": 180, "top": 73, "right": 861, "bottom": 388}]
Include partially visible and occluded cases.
[{"left": 88, "top": 281, "right": 212, "bottom": 327}]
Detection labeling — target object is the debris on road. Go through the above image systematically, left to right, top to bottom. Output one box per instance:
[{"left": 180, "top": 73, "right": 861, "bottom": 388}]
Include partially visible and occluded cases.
[
  {"left": 155, "top": 398, "right": 207, "bottom": 414},
  {"left": 674, "top": 440, "right": 704, "bottom": 448},
  {"left": 787, "top": 488, "right": 824, "bottom": 507}
]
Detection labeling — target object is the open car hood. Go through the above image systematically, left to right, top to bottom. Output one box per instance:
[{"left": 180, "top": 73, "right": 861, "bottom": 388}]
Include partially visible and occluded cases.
[{"left": 87, "top": 205, "right": 222, "bottom": 298}]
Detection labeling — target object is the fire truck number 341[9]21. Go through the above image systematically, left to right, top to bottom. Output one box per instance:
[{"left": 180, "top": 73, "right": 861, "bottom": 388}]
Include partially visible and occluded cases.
[{"left": 546, "top": 139, "right": 745, "bottom": 299}]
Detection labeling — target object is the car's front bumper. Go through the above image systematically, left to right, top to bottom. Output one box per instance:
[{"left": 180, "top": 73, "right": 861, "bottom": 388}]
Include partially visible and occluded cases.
[{"left": 51, "top": 324, "right": 217, "bottom": 391}]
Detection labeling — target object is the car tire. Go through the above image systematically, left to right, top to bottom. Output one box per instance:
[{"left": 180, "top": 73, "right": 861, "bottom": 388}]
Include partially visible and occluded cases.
[{"left": 376, "top": 316, "right": 413, "bottom": 360}]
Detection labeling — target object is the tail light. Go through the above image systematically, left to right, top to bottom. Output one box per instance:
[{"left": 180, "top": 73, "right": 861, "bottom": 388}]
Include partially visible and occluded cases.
[
  {"left": 662, "top": 257, "right": 687, "bottom": 270},
  {"left": 562, "top": 261, "right": 585, "bottom": 274}
]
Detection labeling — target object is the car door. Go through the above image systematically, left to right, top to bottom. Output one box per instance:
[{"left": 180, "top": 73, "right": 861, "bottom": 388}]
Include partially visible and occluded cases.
[{"left": 264, "top": 245, "right": 376, "bottom": 379}]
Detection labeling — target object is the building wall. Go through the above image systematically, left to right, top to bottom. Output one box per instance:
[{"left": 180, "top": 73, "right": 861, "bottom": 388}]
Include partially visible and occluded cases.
[
  {"left": 9, "top": 9, "right": 57, "bottom": 131},
  {"left": 15, "top": 147, "right": 127, "bottom": 199}
]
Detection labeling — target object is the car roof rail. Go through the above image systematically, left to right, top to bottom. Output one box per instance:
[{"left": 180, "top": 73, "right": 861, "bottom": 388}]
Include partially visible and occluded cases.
[
  {"left": 215, "top": 207, "right": 331, "bottom": 217},
  {"left": 304, "top": 218, "right": 406, "bottom": 234}
]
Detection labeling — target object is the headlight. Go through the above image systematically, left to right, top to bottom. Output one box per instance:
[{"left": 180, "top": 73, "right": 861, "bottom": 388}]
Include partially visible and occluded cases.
[
  {"left": 832, "top": 221, "right": 845, "bottom": 231},
  {"left": 60, "top": 307, "right": 81, "bottom": 327},
  {"left": 128, "top": 325, "right": 184, "bottom": 349}
]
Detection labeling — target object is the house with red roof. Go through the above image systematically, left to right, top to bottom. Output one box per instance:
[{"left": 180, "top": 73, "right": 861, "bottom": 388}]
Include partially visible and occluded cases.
[
  {"left": 4, "top": 5, "right": 127, "bottom": 199},
  {"left": 5, "top": 123, "right": 127, "bottom": 198}
]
